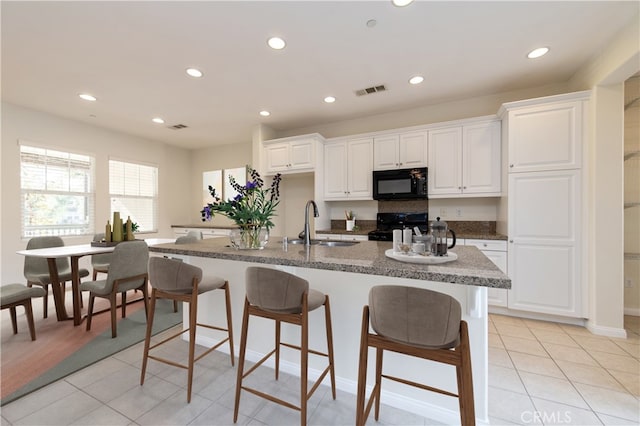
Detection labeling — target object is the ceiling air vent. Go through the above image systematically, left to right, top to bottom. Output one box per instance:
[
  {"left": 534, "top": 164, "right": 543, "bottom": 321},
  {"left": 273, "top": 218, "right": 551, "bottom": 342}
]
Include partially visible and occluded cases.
[
  {"left": 355, "top": 84, "right": 387, "bottom": 97},
  {"left": 167, "top": 124, "right": 188, "bottom": 130}
]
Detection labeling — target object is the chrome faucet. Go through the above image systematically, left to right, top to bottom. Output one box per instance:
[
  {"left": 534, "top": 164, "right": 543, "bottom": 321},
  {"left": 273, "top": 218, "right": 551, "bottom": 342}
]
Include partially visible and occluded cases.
[{"left": 303, "top": 200, "right": 319, "bottom": 246}]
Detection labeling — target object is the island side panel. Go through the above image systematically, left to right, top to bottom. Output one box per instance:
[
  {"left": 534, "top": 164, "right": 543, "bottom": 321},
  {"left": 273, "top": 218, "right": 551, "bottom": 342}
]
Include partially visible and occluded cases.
[{"left": 183, "top": 256, "right": 489, "bottom": 425}]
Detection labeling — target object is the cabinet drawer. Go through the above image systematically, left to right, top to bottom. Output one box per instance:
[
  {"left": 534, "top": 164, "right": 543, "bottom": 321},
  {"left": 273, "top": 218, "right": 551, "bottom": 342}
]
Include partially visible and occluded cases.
[{"left": 465, "top": 239, "right": 507, "bottom": 251}]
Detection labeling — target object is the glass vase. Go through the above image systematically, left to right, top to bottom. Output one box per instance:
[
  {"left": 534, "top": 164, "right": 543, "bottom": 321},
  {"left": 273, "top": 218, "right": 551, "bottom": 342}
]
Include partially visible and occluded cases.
[{"left": 230, "top": 226, "right": 269, "bottom": 250}]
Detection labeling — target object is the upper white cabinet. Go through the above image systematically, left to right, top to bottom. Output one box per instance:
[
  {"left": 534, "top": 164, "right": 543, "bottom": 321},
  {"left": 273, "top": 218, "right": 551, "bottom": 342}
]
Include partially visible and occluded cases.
[
  {"left": 504, "top": 99, "right": 584, "bottom": 173},
  {"left": 428, "top": 120, "right": 501, "bottom": 198},
  {"left": 373, "top": 132, "right": 427, "bottom": 170},
  {"left": 263, "top": 134, "right": 323, "bottom": 175},
  {"left": 324, "top": 137, "right": 373, "bottom": 200}
]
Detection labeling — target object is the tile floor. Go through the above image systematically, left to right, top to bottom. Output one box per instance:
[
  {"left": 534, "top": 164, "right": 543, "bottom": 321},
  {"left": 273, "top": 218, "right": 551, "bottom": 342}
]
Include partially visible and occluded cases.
[{"left": 1, "top": 314, "right": 638, "bottom": 425}]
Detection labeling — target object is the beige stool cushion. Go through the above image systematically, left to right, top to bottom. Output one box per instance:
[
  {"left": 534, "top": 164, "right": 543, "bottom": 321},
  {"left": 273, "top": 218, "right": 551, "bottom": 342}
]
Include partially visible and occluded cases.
[
  {"left": 148, "top": 257, "right": 225, "bottom": 294},
  {"left": 246, "top": 267, "right": 325, "bottom": 314},
  {"left": 1, "top": 284, "right": 46, "bottom": 306},
  {"left": 369, "top": 285, "right": 461, "bottom": 349}
]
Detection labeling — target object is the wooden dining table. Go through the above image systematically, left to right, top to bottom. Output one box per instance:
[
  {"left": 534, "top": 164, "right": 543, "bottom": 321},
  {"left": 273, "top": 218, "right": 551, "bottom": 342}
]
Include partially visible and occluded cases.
[{"left": 16, "top": 238, "right": 175, "bottom": 326}]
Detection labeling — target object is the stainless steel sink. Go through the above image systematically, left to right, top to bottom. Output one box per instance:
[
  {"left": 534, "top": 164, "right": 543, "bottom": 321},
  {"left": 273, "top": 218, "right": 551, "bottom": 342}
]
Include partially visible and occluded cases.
[{"left": 286, "top": 239, "right": 359, "bottom": 247}]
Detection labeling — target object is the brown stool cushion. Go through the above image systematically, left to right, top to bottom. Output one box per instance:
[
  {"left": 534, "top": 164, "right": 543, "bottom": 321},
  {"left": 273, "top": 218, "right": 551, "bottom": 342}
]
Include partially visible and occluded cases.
[
  {"left": 246, "top": 267, "right": 325, "bottom": 313},
  {"left": 1, "top": 284, "right": 46, "bottom": 306},
  {"left": 369, "top": 285, "right": 461, "bottom": 349}
]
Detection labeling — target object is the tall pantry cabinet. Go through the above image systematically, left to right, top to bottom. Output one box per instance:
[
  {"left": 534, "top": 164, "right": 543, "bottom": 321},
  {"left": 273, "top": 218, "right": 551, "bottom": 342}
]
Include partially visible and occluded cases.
[{"left": 499, "top": 91, "right": 589, "bottom": 318}]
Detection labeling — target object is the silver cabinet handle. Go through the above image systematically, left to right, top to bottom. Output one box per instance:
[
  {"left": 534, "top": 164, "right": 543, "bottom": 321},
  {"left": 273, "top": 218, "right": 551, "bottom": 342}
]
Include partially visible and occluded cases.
[
  {"left": 509, "top": 164, "right": 514, "bottom": 168},
  {"left": 509, "top": 240, "right": 514, "bottom": 243}
]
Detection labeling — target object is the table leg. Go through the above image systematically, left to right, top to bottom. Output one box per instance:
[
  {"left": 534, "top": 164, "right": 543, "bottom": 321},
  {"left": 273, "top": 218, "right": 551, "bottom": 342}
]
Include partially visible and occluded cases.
[
  {"left": 70, "top": 256, "right": 83, "bottom": 326},
  {"left": 46, "top": 258, "right": 69, "bottom": 321}
]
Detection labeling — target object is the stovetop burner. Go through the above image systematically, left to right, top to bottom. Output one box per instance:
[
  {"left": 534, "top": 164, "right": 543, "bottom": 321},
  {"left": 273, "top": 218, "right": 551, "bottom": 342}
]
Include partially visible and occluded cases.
[{"left": 368, "top": 212, "right": 428, "bottom": 241}]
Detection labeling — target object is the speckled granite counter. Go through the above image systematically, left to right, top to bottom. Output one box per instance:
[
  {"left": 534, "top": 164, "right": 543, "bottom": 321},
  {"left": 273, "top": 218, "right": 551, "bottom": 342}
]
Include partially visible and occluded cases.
[{"left": 148, "top": 237, "right": 510, "bottom": 289}]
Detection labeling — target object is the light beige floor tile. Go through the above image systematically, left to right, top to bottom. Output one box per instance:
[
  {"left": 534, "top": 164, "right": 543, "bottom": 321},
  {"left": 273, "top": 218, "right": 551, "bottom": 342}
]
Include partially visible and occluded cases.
[
  {"left": 491, "top": 314, "right": 527, "bottom": 327},
  {"left": 523, "top": 319, "right": 566, "bottom": 332},
  {"left": 489, "top": 321, "right": 498, "bottom": 334},
  {"left": 494, "top": 323, "right": 537, "bottom": 340},
  {"left": 560, "top": 324, "right": 595, "bottom": 337},
  {"left": 530, "top": 328, "right": 579, "bottom": 347},
  {"left": 489, "top": 332, "right": 505, "bottom": 349},
  {"left": 502, "top": 335, "right": 549, "bottom": 357},
  {"left": 573, "top": 336, "right": 630, "bottom": 356},
  {"left": 612, "top": 340, "right": 640, "bottom": 358},
  {"left": 542, "top": 342, "right": 599, "bottom": 366},
  {"left": 489, "top": 346, "right": 515, "bottom": 369},
  {"left": 590, "top": 350, "right": 640, "bottom": 374},
  {"left": 509, "top": 352, "right": 565, "bottom": 378},
  {"left": 555, "top": 360, "right": 626, "bottom": 391},
  {"left": 489, "top": 364, "right": 527, "bottom": 394},
  {"left": 607, "top": 369, "right": 640, "bottom": 397},
  {"left": 519, "top": 371, "right": 589, "bottom": 409},
  {"left": 575, "top": 382, "right": 640, "bottom": 423},
  {"left": 488, "top": 386, "right": 540, "bottom": 425},
  {"left": 13, "top": 390, "right": 102, "bottom": 426},
  {"left": 135, "top": 391, "right": 214, "bottom": 426},
  {"left": 531, "top": 397, "right": 604, "bottom": 425},
  {"left": 70, "top": 405, "right": 133, "bottom": 426},
  {"left": 597, "top": 412, "right": 640, "bottom": 425}
]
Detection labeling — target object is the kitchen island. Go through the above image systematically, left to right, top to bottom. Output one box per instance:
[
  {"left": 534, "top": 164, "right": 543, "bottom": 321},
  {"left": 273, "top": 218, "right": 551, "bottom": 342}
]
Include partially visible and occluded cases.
[{"left": 149, "top": 237, "right": 510, "bottom": 425}]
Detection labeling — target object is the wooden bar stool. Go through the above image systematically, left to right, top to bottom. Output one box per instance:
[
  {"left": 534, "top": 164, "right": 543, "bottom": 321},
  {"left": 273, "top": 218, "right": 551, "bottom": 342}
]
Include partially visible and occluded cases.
[
  {"left": 140, "top": 257, "right": 235, "bottom": 403},
  {"left": 233, "top": 266, "right": 336, "bottom": 426},
  {"left": 1, "top": 283, "right": 46, "bottom": 341},
  {"left": 356, "top": 285, "right": 475, "bottom": 426}
]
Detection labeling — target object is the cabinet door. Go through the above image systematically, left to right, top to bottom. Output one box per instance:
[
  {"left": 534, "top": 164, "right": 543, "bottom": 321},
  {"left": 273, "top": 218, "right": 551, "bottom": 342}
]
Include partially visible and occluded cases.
[
  {"left": 508, "top": 101, "right": 583, "bottom": 172},
  {"left": 463, "top": 121, "right": 501, "bottom": 194},
  {"left": 428, "top": 127, "right": 462, "bottom": 196},
  {"left": 400, "top": 132, "right": 428, "bottom": 169},
  {"left": 373, "top": 135, "right": 400, "bottom": 170},
  {"left": 348, "top": 138, "right": 374, "bottom": 199},
  {"left": 289, "top": 139, "right": 314, "bottom": 170},
  {"left": 324, "top": 142, "right": 348, "bottom": 199},
  {"left": 265, "top": 143, "right": 290, "bottom": 173},
  {"left": 508, "top": 170, "right": 582, "bottom": 317}
]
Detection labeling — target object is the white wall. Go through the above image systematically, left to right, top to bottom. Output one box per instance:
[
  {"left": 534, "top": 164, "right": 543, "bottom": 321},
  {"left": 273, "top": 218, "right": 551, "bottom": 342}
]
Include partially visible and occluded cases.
[{"left": 1, "top": 102, "right": 192, "bottom": 284}]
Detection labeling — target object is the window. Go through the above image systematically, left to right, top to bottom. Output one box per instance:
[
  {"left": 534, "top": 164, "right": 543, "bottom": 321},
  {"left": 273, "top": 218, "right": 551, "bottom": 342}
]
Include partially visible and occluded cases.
[
  {"left": 20, "top": 144, "right": 95, "bottom": 237},
  {"left": 109, "top": 160, "right": 158, "bottom": 233}
]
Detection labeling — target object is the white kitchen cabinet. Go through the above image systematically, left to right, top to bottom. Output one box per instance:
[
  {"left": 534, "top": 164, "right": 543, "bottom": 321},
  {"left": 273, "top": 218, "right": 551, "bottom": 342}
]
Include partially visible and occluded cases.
[
  {"left": 504, "top": 99, "right": 584, "bottom": 173},
  {"left": 428, "top": 120, "right": 501, "bottom": 198},
  {"left": 373, "top": 132, "right": 427, "bottom": 170},
  {"left": 263, "top": 134, "right": 322, "bottom": 175},
  {"left": 324, "top": 137, "right": 373, "bottom": 200},
  {"left": 507, "top": 169, "right": 582, "bottom": 317},
  {"left": 173, "top": 227, "right": 231, "bottom": 239},
  {"left": 316, "top": 233, "right": 368, "bottom": 241},
  {"left": 465, "top": 239, "right": 508, "bottom": 307}
]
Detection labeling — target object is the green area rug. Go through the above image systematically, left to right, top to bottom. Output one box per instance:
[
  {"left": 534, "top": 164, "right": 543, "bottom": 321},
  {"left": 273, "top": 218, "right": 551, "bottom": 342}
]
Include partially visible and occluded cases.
[{"left": 1, "top": 300, "right": 182, "bottom": 406}]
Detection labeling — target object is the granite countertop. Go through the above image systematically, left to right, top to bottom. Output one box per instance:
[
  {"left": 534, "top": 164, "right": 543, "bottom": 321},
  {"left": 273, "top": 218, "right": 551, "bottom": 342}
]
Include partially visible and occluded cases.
[{"left": 149, "top": 237, "right": 511, "bottom": 289}]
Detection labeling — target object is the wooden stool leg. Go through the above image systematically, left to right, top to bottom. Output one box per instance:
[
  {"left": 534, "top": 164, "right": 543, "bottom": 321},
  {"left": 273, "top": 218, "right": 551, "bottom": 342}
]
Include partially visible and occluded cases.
[
  {"left": 224, "top": 283, "right": 235, "bottom": 366},
  {"left": 140, "top": 289, "right": 157, "bottom": 385},
  {"left": 121, "top": 292, "right": 127, "bottom": 318},
  {"left": 110, "top": 293, "right": 118, "bottom": 338},
  {"left": 187, "top": 293, "right": 197, "bottom": 403},
  {"left": 86, "top": 294, "right": 95, "bottom": 331},
  {"left": 324, "top": 296, "right": 336, "bottom": 399},
  {"left": 300, "top": 297, "right": 309, "bottom": 426},
  {"left": 234, "top": 298, "right": 251, "bottom": 423},
  {"left": 25, "top": 299, "right": 36, "bottom": 341},
  {"left": 173, "top": 300, "right": 178, "bottom": 312},
  {"left": 10, "top": 306, "right": 18, "bottom": 334},
  {"left": 356, "top": 306, "right": 370, "bottom": 426},
  {"left": 275, "top": 319, "right": 281, "bottom": 380},
  {"left": 457, "top": 321, "right": 476, "bottom": 426},
  {"left": 374, "top": 347, "right": 384, "bottom": 421}
]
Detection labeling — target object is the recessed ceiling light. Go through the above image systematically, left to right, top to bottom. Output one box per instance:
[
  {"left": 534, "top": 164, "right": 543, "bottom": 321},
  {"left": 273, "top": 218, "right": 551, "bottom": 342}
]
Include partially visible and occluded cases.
[
  {"left": 392, "top": 0, "right": 414, "bottom": 7},
  {"left": 267, "top": 37, "right": 286, "bottom": 50},
  {"left": 527, "top": 47, "right": 549, "bottom": 59},
  {"left": 186, "top": 68, "right": 203, "bottom": 78},
  {"left": 409, "top": 75, "right": 424, "bottom": 85},
  {"left": 79, "top": 93, "right": 97, "bottom": 102},
  {"left": 324, "top": 96, "right": 336, "bottom": 103},
  {"left": 259, "top": 110, "right": 271, "bottom": 117},
  {"left": 152, "top": 117, "right": 165, "bottom": 124}
]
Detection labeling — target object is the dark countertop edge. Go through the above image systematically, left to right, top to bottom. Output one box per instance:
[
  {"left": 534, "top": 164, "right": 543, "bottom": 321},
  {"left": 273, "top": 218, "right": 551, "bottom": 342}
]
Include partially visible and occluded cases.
[{"left": 148, "top": 246, "right": 511, "bottom": 289}]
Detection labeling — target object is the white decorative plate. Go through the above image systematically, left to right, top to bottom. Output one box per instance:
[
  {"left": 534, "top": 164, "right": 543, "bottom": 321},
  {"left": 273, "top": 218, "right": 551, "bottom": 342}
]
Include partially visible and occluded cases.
[{"left": 385, "top": 249, "right": 458, "bottom": 264}]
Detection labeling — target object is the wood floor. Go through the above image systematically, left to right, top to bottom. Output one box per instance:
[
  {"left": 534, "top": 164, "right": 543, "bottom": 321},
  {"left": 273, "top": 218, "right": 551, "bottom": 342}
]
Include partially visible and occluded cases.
[{"left": 0, "top": 286, "right": 146, "bottom": 400}]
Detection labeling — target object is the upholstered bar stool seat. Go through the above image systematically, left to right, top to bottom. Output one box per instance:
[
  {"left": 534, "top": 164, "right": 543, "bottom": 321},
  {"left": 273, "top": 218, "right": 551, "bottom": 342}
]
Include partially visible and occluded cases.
[
  {"left": 140, "top": 257, "right": 234, "bottom": 403},
  {"left": 234, "top": 266, "right": 336, "bottom": 426},
  {"left": 1, "top": 283, "right": 46, "bottom": 341},
  {"left": 356, "top": 285, "right": 475, "bottom": 426}
]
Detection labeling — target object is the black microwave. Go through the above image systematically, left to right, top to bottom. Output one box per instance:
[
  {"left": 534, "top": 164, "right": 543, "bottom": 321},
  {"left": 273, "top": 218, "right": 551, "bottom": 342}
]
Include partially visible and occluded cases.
[{"left": 373, "top": 167, "right": 428, "bottom": 200}]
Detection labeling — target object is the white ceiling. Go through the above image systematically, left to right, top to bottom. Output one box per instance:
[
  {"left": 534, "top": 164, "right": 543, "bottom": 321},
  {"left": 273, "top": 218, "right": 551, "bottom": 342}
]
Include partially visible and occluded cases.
[{"left": 2, "top": 1, "right": 638, "bottom": 149}]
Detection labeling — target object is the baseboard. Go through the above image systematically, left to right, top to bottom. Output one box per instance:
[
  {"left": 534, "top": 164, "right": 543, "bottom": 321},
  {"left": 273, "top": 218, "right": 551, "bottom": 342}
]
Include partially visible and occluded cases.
[
  {"left": 488, "top": 306, "right": 586, "bottom": 326},
  {"left": 624, "top": 307, "right": 640, "bottom": 317},
  {"left": 586, "top": 321, "right": 628, "bottom": 338},
  {"left": 192, "top": 334, "right": 489, "bottom": 426}
]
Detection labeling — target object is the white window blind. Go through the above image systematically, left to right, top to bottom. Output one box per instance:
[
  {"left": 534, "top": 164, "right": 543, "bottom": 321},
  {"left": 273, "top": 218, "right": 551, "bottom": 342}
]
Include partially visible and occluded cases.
[
  {"left": 20, "top": 144, "right": 95, "bottom": 237},
  {"left": 109, "top": 160, "right": 158, "bottom": 233}
]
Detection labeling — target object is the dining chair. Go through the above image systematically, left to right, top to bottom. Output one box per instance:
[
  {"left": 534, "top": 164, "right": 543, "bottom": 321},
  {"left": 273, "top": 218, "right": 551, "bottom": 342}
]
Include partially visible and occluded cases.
[
  {"left": 91, "top": 233, "right": 112, "bottom": 280},
  {"left": 24, "top": 236, "right": 90, "bottom": 318},
  {"left": 80, "top": 240, "right": 149, "bottom": 338},
  {"left": 141, "top": 256, "right": 234, "bottom": 402},
  {"left": 1, "top": 283, "right": 46, "bottom": 341},
  {"left": 355, "top": 285, "right": 475, "bottom": 426}
]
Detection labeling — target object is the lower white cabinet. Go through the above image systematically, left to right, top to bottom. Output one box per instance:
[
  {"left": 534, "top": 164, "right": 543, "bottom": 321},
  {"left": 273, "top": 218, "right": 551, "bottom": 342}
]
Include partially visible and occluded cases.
[
  {"left": 173, "top": 227, "right": 231, "bottom": 239},
  {"left": 464, "top": 239, "right": 508, "bottom": 307}
]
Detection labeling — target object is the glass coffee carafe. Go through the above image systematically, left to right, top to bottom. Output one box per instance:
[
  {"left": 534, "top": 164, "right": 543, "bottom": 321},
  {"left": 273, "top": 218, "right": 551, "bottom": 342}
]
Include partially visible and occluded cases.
[{"left": 430, "top": 217, "right": 456, "bottom": 256}]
